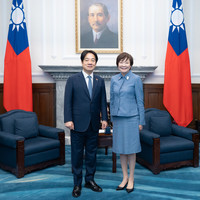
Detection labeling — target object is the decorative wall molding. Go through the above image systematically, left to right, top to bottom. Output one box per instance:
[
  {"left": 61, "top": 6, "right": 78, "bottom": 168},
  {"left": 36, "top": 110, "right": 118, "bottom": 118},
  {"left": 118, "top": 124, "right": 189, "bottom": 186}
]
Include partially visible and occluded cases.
[
  {"left": 42, "top": 0, "right": 46, "bottom": 64},
  {"left": 51, "top": 0, "right": 57, "bottom": 59},
  {"left": 62, "top": 0, "right": 68, "bottom": 59},
  {"left": 142, "top": 0, "right": 147, "bottom": 60},
  {"left": 152, "top": 0, "right": 156, "bottom": 65},
  {"left": 39, "top": 65, "right": 157, "bottom": 81}
]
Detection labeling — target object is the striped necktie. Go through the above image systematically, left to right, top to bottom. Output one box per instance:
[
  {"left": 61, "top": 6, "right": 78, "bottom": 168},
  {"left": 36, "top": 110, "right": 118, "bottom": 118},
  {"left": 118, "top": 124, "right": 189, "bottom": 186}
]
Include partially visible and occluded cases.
[{"left": 88, "top": 75, "right": 92, "bottom": 98}]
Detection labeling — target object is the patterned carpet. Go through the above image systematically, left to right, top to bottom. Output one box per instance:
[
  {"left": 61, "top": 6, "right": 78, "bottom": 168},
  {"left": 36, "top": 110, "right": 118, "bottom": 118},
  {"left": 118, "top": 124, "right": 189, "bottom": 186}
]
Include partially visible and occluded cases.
[{"left": 0, "top": 146, "right": 200, "bottom": 200}]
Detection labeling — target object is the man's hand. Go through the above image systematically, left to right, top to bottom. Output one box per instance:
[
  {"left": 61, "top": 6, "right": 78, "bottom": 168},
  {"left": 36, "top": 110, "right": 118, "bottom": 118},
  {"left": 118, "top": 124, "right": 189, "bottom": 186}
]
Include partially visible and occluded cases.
[
  {"left": 101, "top": 120, "right": 108, "bottom": 129},
  {"left": 65, "top": 121, "right": 74, "bottom": 130},
  {"left": 139, "top": 125, "right": 143, "bottom": 131}
]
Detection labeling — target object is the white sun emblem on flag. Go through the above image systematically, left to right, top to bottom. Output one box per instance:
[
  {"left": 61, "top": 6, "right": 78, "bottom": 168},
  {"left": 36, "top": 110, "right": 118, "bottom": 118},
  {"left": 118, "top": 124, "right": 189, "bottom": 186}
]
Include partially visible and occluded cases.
[
  {"left": 10, "top": 1, "right": 26, "bottom": 32},
  {"left": 170, "top": 2, "right": 184, "bottom": 32}
]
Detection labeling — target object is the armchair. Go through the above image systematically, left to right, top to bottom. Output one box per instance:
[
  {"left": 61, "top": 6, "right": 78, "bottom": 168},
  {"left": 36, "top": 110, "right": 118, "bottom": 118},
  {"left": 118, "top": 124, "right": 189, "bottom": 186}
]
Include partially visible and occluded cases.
[
  {"left": 136, "top": 108, "right": 199, "bottom": 174},
  {"left": 0, "top": 110, "right": 65, "bottom": 178}
]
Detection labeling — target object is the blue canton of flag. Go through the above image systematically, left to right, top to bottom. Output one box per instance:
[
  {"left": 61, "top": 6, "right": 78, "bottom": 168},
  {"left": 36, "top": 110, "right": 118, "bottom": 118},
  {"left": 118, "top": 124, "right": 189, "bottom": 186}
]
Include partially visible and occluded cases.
[
  {"left": 8, "top": 0, "right": 29, "bottom": 55},
  {"left": 168, "top": 0, "right": 188, "bottom": 56}
]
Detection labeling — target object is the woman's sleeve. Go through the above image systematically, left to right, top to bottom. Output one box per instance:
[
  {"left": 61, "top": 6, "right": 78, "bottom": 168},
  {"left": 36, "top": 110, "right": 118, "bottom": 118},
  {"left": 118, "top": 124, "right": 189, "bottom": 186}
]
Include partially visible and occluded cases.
[
  {"left": 135, "top": 76, "right": 145, "bottom": 125},
  {"left": 110, "top": 78, "right": 114, "bottom": 121}
]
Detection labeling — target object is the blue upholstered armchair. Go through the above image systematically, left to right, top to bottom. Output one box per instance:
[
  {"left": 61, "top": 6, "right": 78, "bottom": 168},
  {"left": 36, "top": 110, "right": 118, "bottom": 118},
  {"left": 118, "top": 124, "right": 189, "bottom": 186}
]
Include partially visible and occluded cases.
[
  {"left": 136, "top": 108, "right": 199, "bottom": 174},
  {"left": 0, "top": 110, "right": 65, "bottom": 178}
]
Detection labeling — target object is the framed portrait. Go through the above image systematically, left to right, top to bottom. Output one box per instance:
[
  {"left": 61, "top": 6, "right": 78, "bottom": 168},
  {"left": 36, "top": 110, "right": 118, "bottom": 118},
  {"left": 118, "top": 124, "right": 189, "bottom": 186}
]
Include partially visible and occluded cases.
[{"left": 75, "top": 0, "right": 123, "bottom": 54}]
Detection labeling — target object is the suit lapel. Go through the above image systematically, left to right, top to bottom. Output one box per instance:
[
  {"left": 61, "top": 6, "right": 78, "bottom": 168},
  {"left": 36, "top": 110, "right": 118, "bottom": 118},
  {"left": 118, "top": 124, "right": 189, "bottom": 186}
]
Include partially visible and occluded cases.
[
  {"left": 79, "top": 72, "right": 90, "bottom": 99},
  {"left": 79, "top": 72, "right": 99, "bottom": 100},
  {"left": 92, "top": 75, "right": 99, "bottom": 99}
]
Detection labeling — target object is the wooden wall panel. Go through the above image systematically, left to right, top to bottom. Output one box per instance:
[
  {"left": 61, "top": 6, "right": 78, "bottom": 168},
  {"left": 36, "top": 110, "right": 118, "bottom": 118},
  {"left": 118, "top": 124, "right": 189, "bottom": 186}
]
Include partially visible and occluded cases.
[
  {"left": 0, "top": 83, "right": 56, "bottom": 127},
  {"left": 32, "top": 84, "right": 56, "bottom": 127},
  {"left": 144, "top": 84, "right": 200, "bottom": 129},
  {"left": 144, "top": 84, "right": 165, "bottom": 110},
  {"left": 0, "top": 86, "right": 6, "bottom": 114}
]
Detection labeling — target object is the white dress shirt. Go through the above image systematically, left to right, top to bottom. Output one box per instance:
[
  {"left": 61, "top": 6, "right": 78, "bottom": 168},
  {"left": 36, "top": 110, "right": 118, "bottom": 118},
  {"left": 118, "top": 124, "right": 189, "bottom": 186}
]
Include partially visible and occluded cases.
[
  {"left": 92, "top": 29, "right": 104, "bottom": 42},
  {"left": 82, "top": 70, "right": 93, "bottom": 87}
]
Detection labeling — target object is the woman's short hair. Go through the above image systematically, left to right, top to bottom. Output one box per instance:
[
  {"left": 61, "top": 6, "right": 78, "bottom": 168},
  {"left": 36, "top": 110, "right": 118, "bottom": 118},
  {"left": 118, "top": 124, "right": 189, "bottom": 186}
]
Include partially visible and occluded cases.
[
  {"left": 80, "top": 50, "right": 98, "bottom": 63},
  {"left": 116, "top": 52, "right": 134, "bottom": 66}
]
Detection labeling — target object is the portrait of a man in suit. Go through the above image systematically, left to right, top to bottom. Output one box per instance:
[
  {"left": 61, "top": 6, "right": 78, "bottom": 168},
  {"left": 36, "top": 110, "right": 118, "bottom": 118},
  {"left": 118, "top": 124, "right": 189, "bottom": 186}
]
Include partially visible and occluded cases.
[{"left": 80, "top": 2, "right": 118, "bottom": 49}]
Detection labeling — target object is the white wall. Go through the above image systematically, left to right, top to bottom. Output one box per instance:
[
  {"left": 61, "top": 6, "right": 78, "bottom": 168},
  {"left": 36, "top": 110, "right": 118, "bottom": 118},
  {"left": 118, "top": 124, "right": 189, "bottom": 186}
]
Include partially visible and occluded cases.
[{"left": 0, "top": 0, "right": 200, "bottom": 83}]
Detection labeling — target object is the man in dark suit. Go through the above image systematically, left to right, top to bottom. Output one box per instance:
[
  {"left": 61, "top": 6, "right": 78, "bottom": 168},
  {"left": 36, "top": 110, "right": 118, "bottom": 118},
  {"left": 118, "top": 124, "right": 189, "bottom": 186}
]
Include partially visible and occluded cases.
[
  {"left": 81, "top": 3, "right": 118, "bottom": 48},
  {"left": 64, "top": 50, "right": 108, "bottom": 198}
]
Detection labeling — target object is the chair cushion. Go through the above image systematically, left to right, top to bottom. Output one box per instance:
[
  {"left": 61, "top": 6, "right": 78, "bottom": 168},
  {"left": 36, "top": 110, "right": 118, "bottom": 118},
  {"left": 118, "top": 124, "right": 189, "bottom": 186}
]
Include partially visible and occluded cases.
[
  {"left": 150, "top": 115, "right": 172, "bottom": 136},
  {"left": 0, "top": 117, "right": 15, "bottom": 134},
  {"left": 15, "top": 117, "right": 38, "bottom": 139},
  {"left": 160, "top": 135, "right": 194, "bottom": 153},
  {"left": 24, "top": 136, "right": 60, "bottom": 155},
  {"left": 25, "top": 148, "right": 60, "bottom": 167},
  {"left": 160, "top": 150, "right": 193, "bottom": 164}
]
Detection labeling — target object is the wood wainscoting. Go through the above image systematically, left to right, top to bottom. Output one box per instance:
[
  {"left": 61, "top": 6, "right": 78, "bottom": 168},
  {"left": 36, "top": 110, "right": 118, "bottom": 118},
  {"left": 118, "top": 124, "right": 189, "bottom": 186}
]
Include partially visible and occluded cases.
[
  {"left": 0, "top": 83, "right": 56, "bottom": 127},
  {"left": 0, "top": 83, "right": 200, "bottom": 129},
  {"left": 144, "top": 84, "right": 200, "bottom": 129}
]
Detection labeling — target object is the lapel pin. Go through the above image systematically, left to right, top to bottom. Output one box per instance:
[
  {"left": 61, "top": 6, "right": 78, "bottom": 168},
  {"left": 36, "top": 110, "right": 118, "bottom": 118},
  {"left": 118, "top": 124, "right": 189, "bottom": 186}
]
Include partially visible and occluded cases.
[{"left": 126, "top": 76, "right": 129, "bottom": 80}]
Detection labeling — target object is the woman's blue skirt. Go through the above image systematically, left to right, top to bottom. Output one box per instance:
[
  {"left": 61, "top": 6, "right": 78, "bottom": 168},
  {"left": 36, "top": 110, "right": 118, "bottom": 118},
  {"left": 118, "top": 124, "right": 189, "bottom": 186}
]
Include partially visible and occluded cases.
[{"left": 112, "top": 116, "right": 141, "bottom": 154}]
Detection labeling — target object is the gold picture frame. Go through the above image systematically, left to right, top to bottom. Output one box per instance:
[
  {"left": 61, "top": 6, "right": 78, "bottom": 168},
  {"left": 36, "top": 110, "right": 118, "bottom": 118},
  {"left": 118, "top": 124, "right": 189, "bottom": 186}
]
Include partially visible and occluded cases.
[{"left": 75, "top": 0, "right": 123, "bottom": 54}]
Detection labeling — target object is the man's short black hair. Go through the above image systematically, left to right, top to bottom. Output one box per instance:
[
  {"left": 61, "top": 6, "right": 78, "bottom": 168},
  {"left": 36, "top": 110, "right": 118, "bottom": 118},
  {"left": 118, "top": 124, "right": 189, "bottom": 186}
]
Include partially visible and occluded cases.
[{"left": 80, "top": 50, "right": 98, "bottom": 63}]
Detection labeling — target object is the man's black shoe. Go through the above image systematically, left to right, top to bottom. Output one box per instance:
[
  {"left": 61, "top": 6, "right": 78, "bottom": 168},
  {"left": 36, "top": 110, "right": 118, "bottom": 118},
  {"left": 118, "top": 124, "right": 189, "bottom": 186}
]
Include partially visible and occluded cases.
[
  {"left": 85, "top": 180, "right": 102, "bottom": 192},
  {"left": 72, "top": 185, "right": 82, "bottom": 198}
]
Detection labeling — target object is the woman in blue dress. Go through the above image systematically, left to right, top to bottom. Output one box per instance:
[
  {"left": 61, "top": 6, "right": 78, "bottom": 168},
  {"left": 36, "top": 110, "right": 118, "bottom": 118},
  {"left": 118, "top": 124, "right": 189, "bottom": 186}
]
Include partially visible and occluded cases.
[{"left": 110, "top": 52, "right": 145, "bottom": 193}]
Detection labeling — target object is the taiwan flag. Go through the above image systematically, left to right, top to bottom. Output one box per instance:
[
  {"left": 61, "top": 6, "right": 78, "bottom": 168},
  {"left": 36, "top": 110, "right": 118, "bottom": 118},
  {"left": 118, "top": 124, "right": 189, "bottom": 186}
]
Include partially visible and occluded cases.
[
  {"left": 4, "top": 0, "right": 32, "bottom": 111},
  {"left": 163, "top": 0, "right": 193, "bottom": 127}
]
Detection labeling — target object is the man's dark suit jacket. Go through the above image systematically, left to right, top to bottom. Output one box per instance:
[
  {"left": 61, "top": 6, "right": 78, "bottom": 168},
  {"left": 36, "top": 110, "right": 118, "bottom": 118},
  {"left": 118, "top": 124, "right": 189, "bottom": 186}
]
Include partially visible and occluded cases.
[
  {"left": 81, "top": 27, "right": 118, "bottom": 48},
  {"left": 64, "top": 72, "right": 108, "bottom": 132}
]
